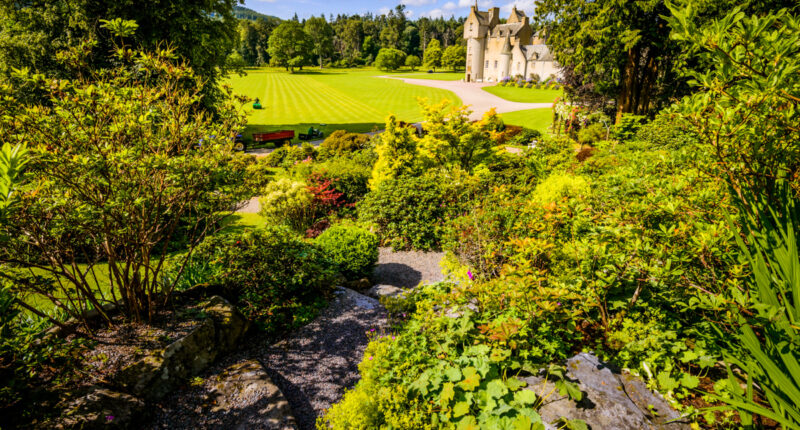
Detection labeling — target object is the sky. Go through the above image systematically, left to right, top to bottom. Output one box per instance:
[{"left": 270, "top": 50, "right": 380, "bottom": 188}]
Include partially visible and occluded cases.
[{"left": 242, "top": 0, "right": 538, "bottom": 20}]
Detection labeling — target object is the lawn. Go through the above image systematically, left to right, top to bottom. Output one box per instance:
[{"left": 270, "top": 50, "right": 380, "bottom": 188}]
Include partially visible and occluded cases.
[
  {"left": 227, "top": 68, "right": 462, "bottom": 144},
  {"left": 382, "top": 70, "right": 464, "bottom": 81},
  {"left": 483, "top": 85, "right": 563, "bottom": 103},
  {"left": 499, "top": 108, "right": 554, "bottom": 133}
]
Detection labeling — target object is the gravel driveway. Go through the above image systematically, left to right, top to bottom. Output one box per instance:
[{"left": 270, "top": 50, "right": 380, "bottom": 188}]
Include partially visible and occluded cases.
[{"left": 381, "top": 76, "right": 552, "bottom": 120}]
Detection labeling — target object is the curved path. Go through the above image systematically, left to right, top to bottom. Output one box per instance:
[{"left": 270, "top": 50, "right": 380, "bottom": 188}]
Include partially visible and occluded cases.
[{"left": 382, "top": 77, "right": 552, "bottom": 120}]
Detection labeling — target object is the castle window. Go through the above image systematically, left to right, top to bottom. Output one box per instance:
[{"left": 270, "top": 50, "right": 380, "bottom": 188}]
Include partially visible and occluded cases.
[
  {"left": 494, "top": 60, "right": 498, "bottom": 68},
  {"left": 485, "top": 61, "right": 489, "bottom": 69}
]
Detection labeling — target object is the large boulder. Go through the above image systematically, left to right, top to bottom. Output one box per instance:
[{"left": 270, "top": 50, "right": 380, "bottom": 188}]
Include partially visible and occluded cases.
[
  {"left": 115, "top": 296, "right": 249, "bottom": 401},
  {"left": 521, "top": 353, "right": 689, "bottom": 430},
  {"left": 210, "top": 360, "right": 298, "bottom": 429},
  {"left": 54, "top": 387, "right": 146, "bottom": 430}
]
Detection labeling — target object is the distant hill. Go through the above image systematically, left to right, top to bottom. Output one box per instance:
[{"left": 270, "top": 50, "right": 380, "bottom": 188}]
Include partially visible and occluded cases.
[{"left": 233, "top": 5, "right": 281, "bottom": 22}]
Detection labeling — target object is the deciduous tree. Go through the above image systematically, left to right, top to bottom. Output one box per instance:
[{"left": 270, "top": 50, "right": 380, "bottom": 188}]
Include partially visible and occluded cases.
[
  {"left": 268, "top": 20, "right": 313, "bottom": 72},
  {"left": 423, "top": 39, "right": 443, "bottom": 71}
]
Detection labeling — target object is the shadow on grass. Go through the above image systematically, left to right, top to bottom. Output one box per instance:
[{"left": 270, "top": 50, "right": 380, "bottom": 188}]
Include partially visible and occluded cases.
[{"left": 241, "top": 123, "right": 384, "bottom": 145}]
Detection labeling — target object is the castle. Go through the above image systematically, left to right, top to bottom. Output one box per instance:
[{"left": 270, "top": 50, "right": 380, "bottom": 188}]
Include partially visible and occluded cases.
[{"left": 463, "top": 5, "right": 560, "bottom": 83}]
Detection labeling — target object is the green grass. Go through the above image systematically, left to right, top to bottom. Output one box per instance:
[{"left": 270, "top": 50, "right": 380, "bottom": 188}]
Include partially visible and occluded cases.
[
  {"left": 228, "top": 68, "right": 462, "bottom": 144},
  {"left": 382, "top": 70, "right": 464, "bottom": 81},
  {"left": 483, "top": 85, "right": 562, "bottom": 103},
  {"left": 499, "top": 108, "right": 554, "bottom": 133}
]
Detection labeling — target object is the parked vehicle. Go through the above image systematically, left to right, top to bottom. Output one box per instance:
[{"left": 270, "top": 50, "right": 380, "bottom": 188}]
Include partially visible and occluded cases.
[
  {"left": 298, "top": 126, "right": 324, "bottom": 141},
  {"left": 236, "top": 130, "right": 295, "bottom": 151}
]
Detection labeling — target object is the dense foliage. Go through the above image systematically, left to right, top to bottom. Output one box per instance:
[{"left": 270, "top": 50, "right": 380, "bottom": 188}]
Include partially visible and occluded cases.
[
  {"left": 0, "top": 40, "right": 249, "bottom": 323},
  {"left": 315, "top": 225, "right": 379, "bottom": 280},
  {"left": 179, "top": 227, "right": 337, "bottom": 333}
]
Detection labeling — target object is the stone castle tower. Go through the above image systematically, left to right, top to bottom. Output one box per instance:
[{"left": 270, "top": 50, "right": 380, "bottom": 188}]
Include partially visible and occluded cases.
[{"left": 464, "top": 4, "right": 560, "bottom": 83}]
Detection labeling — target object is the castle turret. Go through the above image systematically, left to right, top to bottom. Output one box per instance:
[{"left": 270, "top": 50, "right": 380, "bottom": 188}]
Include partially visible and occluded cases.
[
  {"left": 464, "top": 3, "right": 492, "bottom": 82},
  {"left": 499, "top": 34, "right": 512, "bottom": 80}
]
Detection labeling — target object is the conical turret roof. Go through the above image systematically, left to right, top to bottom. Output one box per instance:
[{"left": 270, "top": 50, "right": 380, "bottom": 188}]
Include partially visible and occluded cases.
[{"left": 501, "top": 34, "right": 513, "bottom": 55}]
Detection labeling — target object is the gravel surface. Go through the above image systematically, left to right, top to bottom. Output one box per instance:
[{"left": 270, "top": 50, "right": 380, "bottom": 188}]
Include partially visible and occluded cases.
[
  {"left": 381, "top": 76, "right": 552, "bottom": 120},
  {"left": 372, "top": 247, "right": 445, "bottom": 288},
  {"left": 146, "top": 288, "right": 386, "bottom": 430}
]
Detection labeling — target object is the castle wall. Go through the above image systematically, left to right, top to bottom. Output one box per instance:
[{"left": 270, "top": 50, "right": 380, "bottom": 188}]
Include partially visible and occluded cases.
[{"left": 527, "top": 60, "right": 561, "bottom": 81}]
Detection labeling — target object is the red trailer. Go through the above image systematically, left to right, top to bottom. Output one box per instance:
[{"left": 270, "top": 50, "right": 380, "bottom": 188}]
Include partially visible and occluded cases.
[{"left": 236, "top": 130, "right": 295, "bottom": 151}]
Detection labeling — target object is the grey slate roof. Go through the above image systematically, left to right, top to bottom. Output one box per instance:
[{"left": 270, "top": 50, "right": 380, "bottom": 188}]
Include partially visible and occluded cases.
[
  {"left": 490, "top": 22, "right": 526, "bottom": 38},
  {"left": 523, "top": 44, "right": 554, "bottom": 61}
]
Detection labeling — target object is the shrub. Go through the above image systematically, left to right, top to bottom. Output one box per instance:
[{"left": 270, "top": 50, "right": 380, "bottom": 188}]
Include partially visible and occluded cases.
[
  {"left": 0, "top": 45, "right": 248, "bottom": 323},
  {"left": 613, "top": 114, "right": 647, "bottom": 141},
  {"left": 635, "top": 114, "right": 698, "bottom": 149},
  {"left": 577, "top": 123, "right": 606, "bottom": 145},
  {"left": 507, "top": 128, "right": 542, "bottom": 147},
  {"left": 320, "top": 130, "right": 371, "bottom": 157},
  {"left": 265, "top": 147, "right": 288, "bottom": 167},
  {"left": 312, "top": 158, "right": 371, "bottom": 204},
  {"left": 531, "top": 172, "right": 590, "bottom": 205},
  {"left": 358, "top": 174, "right": 446, "bottom": 251},
  {"left": 259, "top": 178, "right": 314, "bottom": 231},
  {"left": 315, "top": 225, "right": 379, "bottom": 279},
  {"left": 188, "top": 227, "right": 336, "bottom": 332}
]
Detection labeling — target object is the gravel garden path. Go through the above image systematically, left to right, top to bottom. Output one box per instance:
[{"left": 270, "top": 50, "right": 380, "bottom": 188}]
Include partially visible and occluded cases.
[{"left": 145, "top": 248, "right": 444, "bottom": 430}]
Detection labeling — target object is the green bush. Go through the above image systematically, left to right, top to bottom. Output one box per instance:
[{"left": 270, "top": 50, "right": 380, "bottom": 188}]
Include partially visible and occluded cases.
[
  {"left": 614, "top": 114, "right": 647, "bottom": 141},
  {"left": 635, "top": 114, "right": 699, "bottom": 149},
  {"left": 577, "top": 123, "right": 607, "bottom": 145},
  {"left": 507, "top": 128, "right": 542, "bottom": 147},
  {"left": 320, "top": 130, "right": 371, "bottom": 158},
  {"left": 265, "top": 147, "right": 288, "bottom": 167},
  {"left": 312, "top": 158, "right": 371, "bottom": 204},
  {"left": 358, "top": 174, "right": 447, "bottom": 251},
  {"left": 259, "top": 178, "right": 314, "bottom": 231},
  {"left": 315, "top": 225, "right": 379, "bottom": 279},
  {"left": 189, "top": 227, "right": 337, "bottom": 332}
]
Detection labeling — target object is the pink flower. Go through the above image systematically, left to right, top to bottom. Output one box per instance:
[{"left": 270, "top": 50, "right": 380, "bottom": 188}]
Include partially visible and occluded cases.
[
  {"left": 467, "top": 270, "right": 474, "bottom": 281},
  {"left": 369, "top": 356, "right": 373, "bottom": 361},
  {"left": 106, "top": 416, "right": 115, "bottom": 422}
]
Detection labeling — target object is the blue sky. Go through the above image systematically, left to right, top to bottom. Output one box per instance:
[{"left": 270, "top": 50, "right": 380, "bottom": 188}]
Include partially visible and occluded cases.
[{"left": 242, "top": 0, "right": 537, "bottom": 20}]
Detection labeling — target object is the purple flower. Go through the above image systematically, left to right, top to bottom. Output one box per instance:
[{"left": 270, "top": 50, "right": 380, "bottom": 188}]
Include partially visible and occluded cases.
[
  {"left": 467, "top": 270, "right": 474, "bottom": 281},
  {"left": 557, "top": 302, "right": 562, "bottom": 306},
  {"left": 391, "top": 336, "right": 396, "bottom": 340},
  {"left": 106, "top": 416, "right": 115, "bottom": 422}
]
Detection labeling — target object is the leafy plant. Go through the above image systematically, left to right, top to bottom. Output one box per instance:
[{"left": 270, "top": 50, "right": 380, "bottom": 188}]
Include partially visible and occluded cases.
[
  {"left": 0, "top": 46, "right": 249, "bottom": 323},
  {"left": 708, "top": 183, "right": 800, "bottom": 428},
  {"left": 315, "top": 225, "right": 379, "bottom": 280}
]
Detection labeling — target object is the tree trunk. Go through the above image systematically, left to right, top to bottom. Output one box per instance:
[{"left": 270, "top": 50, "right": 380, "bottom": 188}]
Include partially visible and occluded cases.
[{"left": 617, "top": 48, "right": 640, "bottom": 121}]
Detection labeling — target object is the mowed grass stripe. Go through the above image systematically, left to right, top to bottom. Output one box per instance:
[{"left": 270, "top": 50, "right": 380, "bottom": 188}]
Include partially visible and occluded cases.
[{"left": 227, "top": 68, "right": 464, "bottom": 136}]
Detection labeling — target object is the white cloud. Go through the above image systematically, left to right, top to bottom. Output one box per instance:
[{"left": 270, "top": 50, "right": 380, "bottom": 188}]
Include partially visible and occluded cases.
[
  {"left": 401, "top": 0, "right": 436, "bottom": 6},
  {"left": 458, "top": 0, "right": 494, "bottom": 8},
  {"left": 502, "top": 0, "right": 535, "bottom": 15},
  {"left": 442, "top": 1, "right": 458, "bottom": 11},
  {"left": 426, "top": 8, "right": 444, "bottom": 18}
]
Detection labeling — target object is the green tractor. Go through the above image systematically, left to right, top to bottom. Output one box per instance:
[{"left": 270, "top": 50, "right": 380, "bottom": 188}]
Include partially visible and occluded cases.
[
  {"left": 252, "top": 97, "right": 263, "bottom": 110},
  {"left": 299, "top": 124, "right": 325, "bottom": 141}
]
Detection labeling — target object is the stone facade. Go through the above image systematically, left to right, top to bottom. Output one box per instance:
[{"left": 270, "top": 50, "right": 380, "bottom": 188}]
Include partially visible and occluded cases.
[{"left": 464, "top": 5, "right": 561, "bottom": 83}]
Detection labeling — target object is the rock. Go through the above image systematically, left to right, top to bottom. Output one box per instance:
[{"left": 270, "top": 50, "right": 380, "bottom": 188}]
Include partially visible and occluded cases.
[
  {"left": 366, "top": 284, "right": 406, "bottom": 299},
  {"left": 337, "top": 287, "right": 382, "bottom": 310},
  {"left": 205, "top": 295, "right": 250, "bottom": 352},
  {"left": 115, "top": 296, "right": 249, "bottom": 401},
  {"left": 521, "top": 353, "right": 689, "bottom": 430},
  {"left": 210, "top": 360, "right": 298, "bottom": 429},
  {"left": 55, "top": 387, "right": 146, "bottom": 430}
]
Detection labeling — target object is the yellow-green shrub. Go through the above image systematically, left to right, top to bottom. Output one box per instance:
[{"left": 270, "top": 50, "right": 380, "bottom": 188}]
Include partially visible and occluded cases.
[{"left": 259, "top": 178, "right": 313, "bottom": 231}]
